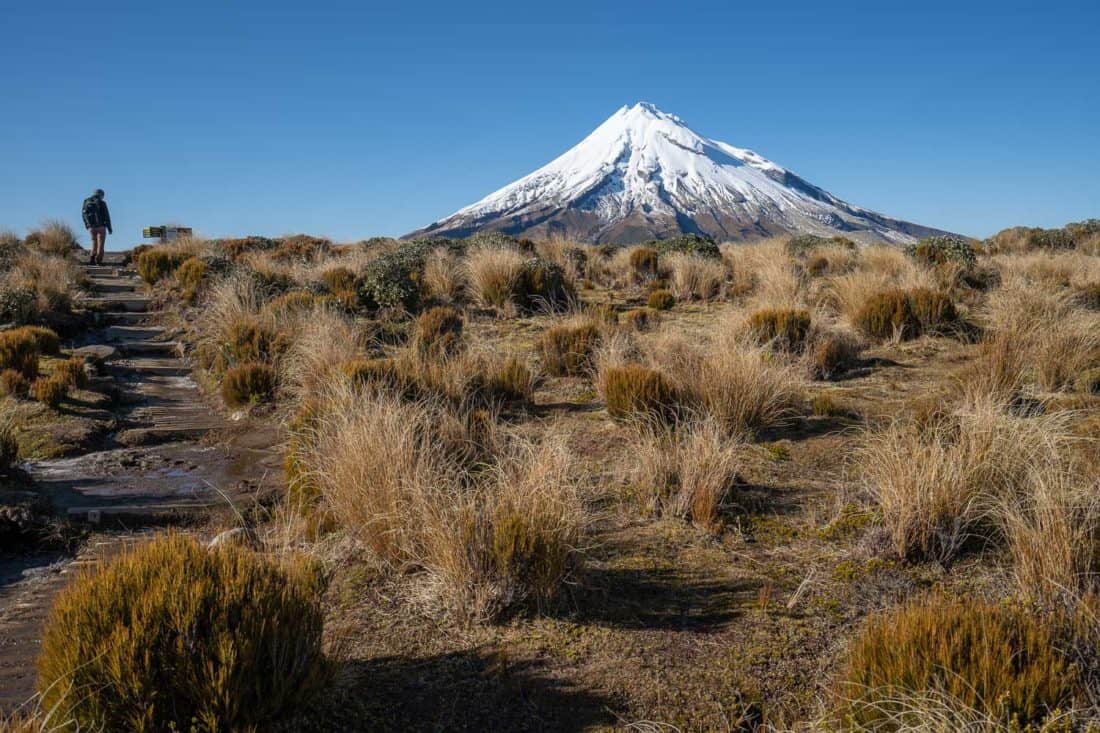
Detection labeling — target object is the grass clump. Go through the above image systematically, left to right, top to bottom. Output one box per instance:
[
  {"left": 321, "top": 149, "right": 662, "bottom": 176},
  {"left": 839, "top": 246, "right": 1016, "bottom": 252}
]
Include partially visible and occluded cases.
[
  {"left": 24, "top": 220, "right": 77, "bottom": 256},
  {"left": 628, "top": 246, "right": 659, "bottom": 281},
  {"left": 135, "top": 248, "right": 187, "bottom": 284},
  {"left": 175, "top": 256, "right": 208, "bottom": 302},
  {"left": 853, "top": 287, "right": 961, "bottom": 341},
  {"left": 647, "top": 288, "right": 676, "bottom": 310},
  {"left": 853, "top": 289, "right": 919, "bottom": 340},
  {"left": 413, "top": 305, "right": 464, "bottom": 359},
  {"left": 623, "top": 307, "right": 658, "bottom": 331},
  {"left": 747, "top": 308, "right": 812, "bottom": 352},
  {"left": 538, "top": 323, "right": 601, "bottom": 377},
  {"left": 17, "top": 326, "right": 59, "bottom": 356},
  {"left": 0, "top": 329, "right": 42, "bottom": 379},
  {"left": 811, "top": 333, "right": 861, "bottom": 380},
  {"left": 53, "top": 356, "right": 88, "bottom": 389},
  {"left": 222, "top": 362, "right": 276, "bottom": 407},
  {"left": 600, "top": 365, "right": 681, "bottom": 422},
  {"left": 0, "top": 369, "right": 29, "bottom": 398},
  {"left": 31, "top": 375, "right": 67, "bottom": 408},
  {"left": 630, "top": 419, "right": 742, "bottom": 532},
  {"left": 37, "top": 534, "right": 326, "bottom": 732},
  {"left": 839, "top": 597, "right": 1078, "bottom": 729}
]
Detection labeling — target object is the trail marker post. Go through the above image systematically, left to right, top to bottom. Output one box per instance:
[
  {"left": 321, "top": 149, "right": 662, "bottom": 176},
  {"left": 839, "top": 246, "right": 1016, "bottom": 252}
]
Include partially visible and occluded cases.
[{"left": 142, "top": 226, "right": 193, "bottom": 244}]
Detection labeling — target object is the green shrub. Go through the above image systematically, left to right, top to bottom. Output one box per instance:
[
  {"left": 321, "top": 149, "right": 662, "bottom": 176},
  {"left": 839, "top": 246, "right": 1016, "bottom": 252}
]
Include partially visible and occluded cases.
[
  {"left": 1026, "top": 227, "right": 1076, "bottom": 251},
  {"left": 648, "top": 234, "right": 720, "bottom": 259},
  {"left": 785, "top": 234, "right": 856, "bottom": 257},
  {"left": 904, "top": 235, "right": 977, "bottom": 269},
  {"left": 357, "top": 237, "right": 463, "bottom": 311},
  {"left": 629, "top": 247, "right": 659, "bottom": 280},
  {"left": 135, "top": 249, "right": 187, "bottom": 284},
  {"left": 175, "top": 256, "right": 208, "bottom": 301},
  {"left": 0, "top": 287, "right": 37, "bottom": 325},
  {"left": 647, "top": 289, "right": 676, "bottom": 310},
  {"left": 854, "top": 289, "right": 920, "bottom": 340},
  {"left": 413, "top": 306, "right": 464, "bottom": 358},
  {"left": 747, "top": 308, "right": 812, "bottom": 352},
  {"left": 538, "top": 324, "right": 601, "bottom": 377},
  {"left": 811, "top": 334, "right": 860, "bottom": 380},
  {"left": 54, "top": 356, "right": 88, "bottom": 389},
  {"left": 221, "top": 362, "right": 276, "bottom": 407},
  {"left": 602, "top": 365, "right": 681, "bottom": 422},
  {"left": 1, "top": 369, "right": 29, "bottom": 398},
  {"left": 32, "top": 376, "right": 67, "bottom": 408},
  {"left": 37, "top": 534, "right": 326, "bottom": 732},
  {"left": 839, "top": 597, "right": 1078, "bottom": 728}
]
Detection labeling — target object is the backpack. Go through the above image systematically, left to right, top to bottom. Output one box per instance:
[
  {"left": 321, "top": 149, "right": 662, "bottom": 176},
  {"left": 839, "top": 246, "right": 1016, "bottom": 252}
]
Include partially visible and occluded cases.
[{"left": 82, "top": 197, "right": 100, "bottom": 227}]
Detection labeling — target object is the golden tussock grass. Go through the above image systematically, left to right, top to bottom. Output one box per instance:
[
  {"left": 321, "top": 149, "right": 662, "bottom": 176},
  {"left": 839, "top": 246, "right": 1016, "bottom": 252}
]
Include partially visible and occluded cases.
[
  {"left": 464, "top": 244, "right": 528, "bottom": 309},
  {"left": 422, "top": 246, "right": 465, "bottom": 301},
  {"left": 665, "top": 252, "right": 727, "bottom": 300},
  {"left": 293, "top": 384, "right": 584, "bottom": 622},
  {"left": 859, "top": 395, "right": 1074, "bottom": 563},
  {"left": 627, "top": 418, "right": 744, "bottom": 532}
]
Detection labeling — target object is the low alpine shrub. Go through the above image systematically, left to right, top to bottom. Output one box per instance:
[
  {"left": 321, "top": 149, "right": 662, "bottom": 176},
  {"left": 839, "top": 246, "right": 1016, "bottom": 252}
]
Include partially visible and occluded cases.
[
  {"left": 135, "top": 248, "right": 187, "bottom": 284},
  {"left": 647, "top": 289, "right": 676, "bottom": 310},
  {"left": 747, "top": 308, "right": 812, "bottom": 352},
  {"left": 538, "top": 323, "right": 601, "bottom": 377},
  {"left": 221, "top": 362, "right": 276, "bottom": 407},
  {"left": 601, "top": 365, "right": 681, "bottom": 422},
  {"left": 0, "top": 369, "right": 29, "bottom": 398},
  {"left": 31, "top": 375, "right": 67, "bottom": 408},
  {"left": 37, "top": 534, "right": 326, "bottom": 732},
  {"left": 839, "top": 597, "right": 1078, "bottom": 728}
]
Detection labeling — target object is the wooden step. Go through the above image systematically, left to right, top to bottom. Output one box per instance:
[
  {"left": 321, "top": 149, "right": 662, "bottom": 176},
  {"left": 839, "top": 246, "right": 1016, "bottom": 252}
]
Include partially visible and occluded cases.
[
  {"left": 89, "top": 278, "right": 140, "bottom": 294},
  {"left": 83, "top": 295, "right": 150, "bottom": 313},
  {"left": 93, "top": 311, "right": 158, "bottom": 326},
  {"left": 117, "top": 340, "right": 180, "bottom": 358},
  {"left": 119, "top": 358, "right": 190, "bottom": 376}
]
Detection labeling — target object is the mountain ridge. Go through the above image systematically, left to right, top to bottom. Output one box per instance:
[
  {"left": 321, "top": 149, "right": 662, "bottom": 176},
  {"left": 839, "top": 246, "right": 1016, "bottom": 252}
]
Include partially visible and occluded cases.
[{"left": 408, "top": 103, "right": 952, "bottom": 244}]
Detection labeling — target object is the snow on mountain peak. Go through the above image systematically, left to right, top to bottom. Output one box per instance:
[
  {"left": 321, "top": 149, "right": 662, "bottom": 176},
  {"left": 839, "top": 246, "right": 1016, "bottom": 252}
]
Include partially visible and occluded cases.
[{"left": 409, "top": 104, "right": 948, "bottom": 245}]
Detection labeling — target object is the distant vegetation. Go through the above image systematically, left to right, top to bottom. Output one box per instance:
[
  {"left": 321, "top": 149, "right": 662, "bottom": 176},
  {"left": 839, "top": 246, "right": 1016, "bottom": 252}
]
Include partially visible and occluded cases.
[{"left": 4, "top": 218, "right": 1100, "bottom": 730}]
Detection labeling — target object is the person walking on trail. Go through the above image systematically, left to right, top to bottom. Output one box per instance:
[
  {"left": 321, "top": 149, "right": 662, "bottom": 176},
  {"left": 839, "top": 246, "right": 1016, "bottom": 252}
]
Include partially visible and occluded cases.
[{"left": 81, "top": 189, "right": 112, "bottom": 265}]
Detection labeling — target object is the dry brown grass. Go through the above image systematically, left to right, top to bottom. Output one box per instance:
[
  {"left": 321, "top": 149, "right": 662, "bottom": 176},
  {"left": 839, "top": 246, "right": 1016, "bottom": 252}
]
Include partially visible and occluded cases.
[
  {"left": 465, "top": 244, "right": 527, "bottom": 310},
  {"left": 422, "top": 246, "right": 465, "bottom": 301},
  {"left": 3, "top": 250, "right": 84, "bottom": 318},
  {"left": 665, "top": 252, "right": 727, "bottom": 300},
  {"left": 652, "top": 332, "right": 804, "bottom": 436},
  {"left": 294, "top": 384, "right": 584, "bottom": 622},
  {"left": 859, "top": 397, "right": 1074, "bottom": 562},
  {"left": 628, "top": 418, "right": 744, "bottom": 532},
  {"left": 999, "top": 468, "right": 1100, "bottom": 604}
]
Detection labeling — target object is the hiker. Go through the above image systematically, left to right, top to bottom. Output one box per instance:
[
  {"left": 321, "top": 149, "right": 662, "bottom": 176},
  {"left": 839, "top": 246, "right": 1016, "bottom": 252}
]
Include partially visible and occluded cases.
[{"left": 81, "top": 189, "right": 112, "bottom": 265}]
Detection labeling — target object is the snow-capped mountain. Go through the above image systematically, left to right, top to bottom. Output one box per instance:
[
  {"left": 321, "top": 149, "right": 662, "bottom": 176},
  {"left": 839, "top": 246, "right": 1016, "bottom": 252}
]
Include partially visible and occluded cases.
[{"left": 408, "top": 102, "right": 949, "bottom": 244}]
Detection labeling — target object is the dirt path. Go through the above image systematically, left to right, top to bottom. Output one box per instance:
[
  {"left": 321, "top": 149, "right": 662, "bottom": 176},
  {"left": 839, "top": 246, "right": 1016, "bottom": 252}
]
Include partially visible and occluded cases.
[{"left": 0, "top": 252, "right": 280, "bottom": 713}]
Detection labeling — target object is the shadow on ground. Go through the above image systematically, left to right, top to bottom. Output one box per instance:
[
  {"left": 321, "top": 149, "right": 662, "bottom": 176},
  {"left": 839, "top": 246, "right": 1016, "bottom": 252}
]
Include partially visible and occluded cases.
[
  {"left": 557, "top": 564, "right": 758, "bottom": 631},
  {"left": 276, "top": 648, "right": 617, "bottom": 732}
]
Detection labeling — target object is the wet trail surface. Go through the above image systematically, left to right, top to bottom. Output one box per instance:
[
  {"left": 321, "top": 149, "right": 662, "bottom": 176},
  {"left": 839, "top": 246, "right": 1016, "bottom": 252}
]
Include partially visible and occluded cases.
[{"left": 0, "top": 252, "right": 278, "bottom": 712}]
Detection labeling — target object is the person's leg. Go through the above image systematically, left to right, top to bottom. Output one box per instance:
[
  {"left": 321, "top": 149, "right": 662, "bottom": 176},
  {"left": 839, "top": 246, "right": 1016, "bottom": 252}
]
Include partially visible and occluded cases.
[{"left": 92, "top": 228, "right": 105, "bottom": 263}]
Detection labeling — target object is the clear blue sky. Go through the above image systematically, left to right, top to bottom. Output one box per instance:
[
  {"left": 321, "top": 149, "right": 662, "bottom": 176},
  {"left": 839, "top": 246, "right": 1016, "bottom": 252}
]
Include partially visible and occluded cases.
[{"left": 3, "top": 0, "right": 1098, "bottom": 248}]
